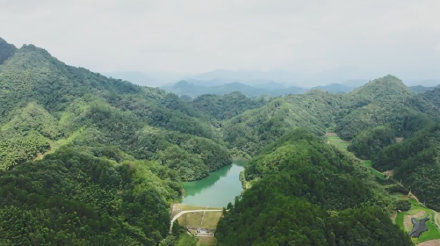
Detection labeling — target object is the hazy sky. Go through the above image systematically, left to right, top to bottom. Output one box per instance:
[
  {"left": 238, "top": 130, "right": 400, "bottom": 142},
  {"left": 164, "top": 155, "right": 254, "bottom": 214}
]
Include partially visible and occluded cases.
[{"left": 1, "top": 0, "right": 440, "bottom": 85}]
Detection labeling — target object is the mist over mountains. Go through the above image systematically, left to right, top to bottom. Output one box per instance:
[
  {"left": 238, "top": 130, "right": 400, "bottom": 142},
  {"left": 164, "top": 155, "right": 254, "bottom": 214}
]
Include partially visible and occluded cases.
[
  {"left": 2, "top": 35, "right": 440, "bottom": 245},
  {"left": 107, "top": 70, "right": 440, "bottom": 98}
]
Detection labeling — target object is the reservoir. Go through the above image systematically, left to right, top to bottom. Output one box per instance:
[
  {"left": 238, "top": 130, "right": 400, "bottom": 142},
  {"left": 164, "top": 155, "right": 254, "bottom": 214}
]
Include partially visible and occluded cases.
[{"left": 181, "top": 162, "right": 245, "bottom": 208}]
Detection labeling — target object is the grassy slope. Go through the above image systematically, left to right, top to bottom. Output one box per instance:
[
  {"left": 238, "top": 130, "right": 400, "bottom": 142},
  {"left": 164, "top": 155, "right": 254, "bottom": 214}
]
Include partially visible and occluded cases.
[
  {"left": 327, "top": 133, "right": 440, "bottom": 245},
  {"left": 327, "top": 134, "right": 385, "bottom": 180},
  {"left": 395, "top": 198, "right": 440, "bottom": 244},
  {"left": 174, "top": 204, "right": 223, "bottom": 230},
  {"left": 178, "top": 212, "right": 223, "bottom": 230},
  {"left": 176, "top": 233, "right": 217, "bottom": 246},
  {"left": 176, "top": 233, "right": 198, "bottom": 246}
]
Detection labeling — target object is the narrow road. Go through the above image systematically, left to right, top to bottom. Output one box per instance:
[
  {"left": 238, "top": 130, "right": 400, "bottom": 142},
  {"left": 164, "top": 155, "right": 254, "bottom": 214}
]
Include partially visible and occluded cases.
[{"left": 169, "top": 209, "right": 222, "bottom": 234}]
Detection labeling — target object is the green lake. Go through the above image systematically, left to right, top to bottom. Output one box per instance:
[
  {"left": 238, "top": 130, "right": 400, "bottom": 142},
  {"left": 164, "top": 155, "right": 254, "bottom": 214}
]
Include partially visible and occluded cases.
[{"left": 181, "top": 162, "right": 245, "bottom": 208}]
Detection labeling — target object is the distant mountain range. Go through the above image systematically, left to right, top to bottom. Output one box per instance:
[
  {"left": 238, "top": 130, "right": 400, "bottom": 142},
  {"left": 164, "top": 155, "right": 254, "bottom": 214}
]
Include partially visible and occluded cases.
[
  {"left": 2, "top": 36, "right": 440, "bottom": 245},
  {"left": 107, "top": 70, "right": 439, "bottom": 97},
  {"left": 162, "top": 80, "right": 356, "bottom": 97},
  {"left": 162, "top": 81, "right": 305, "bottom": 97},
  {"left": 312, "top": 83, "right": 355, "bottom": 93},
  {"left": 409, "top": 84, "right": 440, "bottom": 93}
]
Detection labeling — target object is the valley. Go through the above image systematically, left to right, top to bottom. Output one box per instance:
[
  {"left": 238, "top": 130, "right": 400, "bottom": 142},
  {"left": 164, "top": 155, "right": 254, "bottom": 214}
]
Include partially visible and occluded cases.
[
  {"left": 1, "top": 37, "right": 440, "bottom": 246},
  {"left": 328, "top": 134, "right": 440, "bottom": 245},
  {"left": 173, "top": 162, "right": 245, "bottom": 245}
]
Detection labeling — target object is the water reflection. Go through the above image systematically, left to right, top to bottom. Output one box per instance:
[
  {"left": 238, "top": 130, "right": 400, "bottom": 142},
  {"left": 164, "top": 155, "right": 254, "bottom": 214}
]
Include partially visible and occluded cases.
[
  {"left": 181, "top": 162, "right": 245, "bottom": 208},
  {"left": 183, "top": 164, "right": 232, "bottom": 197}
]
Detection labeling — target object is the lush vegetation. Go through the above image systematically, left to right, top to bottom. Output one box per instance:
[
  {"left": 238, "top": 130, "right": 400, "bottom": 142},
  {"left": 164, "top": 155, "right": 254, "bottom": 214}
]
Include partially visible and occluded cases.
[
  {"left": 1, "top": 37, "right": 440, "bottom": 245},
  {"left": 0, "top": 38, "right": 231, "bottom": 245},
  {"left": 0, "top": 38, "right": 16, "bottom": 65},
  {"left": 0, "top": 41, "right": 231, "bottom": 181},
  {"left": 220, "top": 75, "right": 438, "bottom": 159},
  {"left": 335, "top": 75, "right": 437, "bottom": 140},
  {"left": 423, "top": 87, "right": 440, "bottom": 109},
  {"left": 222, "top": 90, "right": 342, "bottom": 156},
  {"left": 190, "top": 92, "right": 266, "bottom": 121},
  {"left": 374, "top": 124, "right": 440, "bottom": 210},
  {"left": 348, "top": 126, "right": 396, "bottom": 160},
  {"left": 216, "top": 129, "right": 412, "bottom": 245},
  {"left": 0, "top": 147, "right": 180, "bottom": 245},
  {"left": 394, "top": 197, "right": 440, "bottom": 244},
  {"left": 175, "top": 233, "right": 198, "bottom": 246}
]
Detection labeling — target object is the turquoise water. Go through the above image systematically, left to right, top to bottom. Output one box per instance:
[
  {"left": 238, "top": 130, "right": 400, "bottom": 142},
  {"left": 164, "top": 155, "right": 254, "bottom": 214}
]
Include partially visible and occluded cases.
[{"left": 181, "top": 163, "right": 245, "bottom": 208}]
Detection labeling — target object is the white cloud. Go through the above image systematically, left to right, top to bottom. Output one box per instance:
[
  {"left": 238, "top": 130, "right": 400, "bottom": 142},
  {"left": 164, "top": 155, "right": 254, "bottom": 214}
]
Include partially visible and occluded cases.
[{"left": 0, "top": 0, "right": 440, "bottom": 84}]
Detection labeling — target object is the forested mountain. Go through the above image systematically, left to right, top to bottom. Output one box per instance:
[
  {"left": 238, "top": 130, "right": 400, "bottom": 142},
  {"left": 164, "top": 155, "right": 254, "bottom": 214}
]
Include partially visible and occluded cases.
[
  {"left": 1, "top": 37, "right": 439, "bottom": 245},
  {"left": 0, "top": 38, "right": 231, "bottom": 244},
  {"left": 0, "top": 38, "right": 16, "bottom": 64},
  {"left": 0, "top": 40, "right": 231, "bottom": 180},
  {"left": 220, "top": 75, "right": 439, "bottom": 158},
  {"left": 335, "top": 75, "right": 436, "bottom": 139},
  {"left": 164, "top": 80, "right": 356, "bottom": 98},
  {"left": 312, "top": 83, "right": 354, "bottom": 93},
  {"left": 410, "top": 85, "right": 440, "bottom": 93},
  {"left": 422, "top": 87, "right": 440, "bottom": 109},
  {"left": 222, "top": 90, "right": 342, "bottom": 157},
  {"left": 189, "top": 92, "right": 268, "bottom": 121},
  {"left": 374, "top": 124, "right": 440, "bottom": 210},
  {"left": 347, "top": 126, "right": 396, "bottom": 160},
  {"left": 216, "top": 129, "right": 411, "bottom": 245},
  {"left": 0, "top": 148, "right": 180, "bottom": 245}
]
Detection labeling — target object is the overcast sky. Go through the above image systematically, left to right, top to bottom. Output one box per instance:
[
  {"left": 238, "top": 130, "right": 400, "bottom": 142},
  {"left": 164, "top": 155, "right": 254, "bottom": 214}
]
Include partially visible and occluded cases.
[{"left": 1, "top": 0, "right": 440, "bottom": 86}]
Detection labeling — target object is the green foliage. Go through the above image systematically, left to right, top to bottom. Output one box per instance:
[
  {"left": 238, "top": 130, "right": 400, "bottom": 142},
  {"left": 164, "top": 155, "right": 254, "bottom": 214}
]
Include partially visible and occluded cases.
[
  {"left": 0, "top": 38, "right": 16, "bottom": 65},
  {"left": 1, "top": 38, "right": 439, "bottom": 245},
  {"left": 0, "top": 42, "right": 230, "bottom": 180},
  {"left": 0, "top": 43, "right": 217, "bottom": 141},
  {"left": 335, "top": 75, "right": 436, "bottom": 139},
  {"left": 221, "top": 76, "right": 437, "bottom": 157},
  {"left": 423, "top": 87, "right": 440, "bottom": 109},
  {"left": 223, "top": 91, "right": 342, "bottom": 155},
  {"left": 191, "top": 92, "right": 266, "bottom": 120},
  {"left": 0, "top": 102, "right": 61, "bottom": 169},
  {"left": 2, "top": 102, "right": 60, "bottom": 139},
  {"left": 374, "top": 124, "right": 440, "bottom": 210},
  {"left": 348, "top": 126, "right": 396, "bottom": 160},
  {"left": 216, "top": 129, "right": 411, "bottom": 245},
  {"left": 245, "top": 129, "right": 389, "bottom": 209},
  {"left": 0, "top": 130, "right": 50, "bottom": 169},
  {"left": 158, "top": 145, "right": 207, "bottom": 181},
  {"left": 0, "top": 147, "right": 180, "bottom": 245},
  {"left": 385, "top": 183, "right": 409, "bottom": 194},
  {"left": 394, "top": 198, "right": 440, "bottom": 244},
  {"left": 395, "top": 200, "right": 411, "bottom": 211},
  {"left": 326, "top": 207, "right": 412, "bottom": 246},
  {"left": 175, "top": 233, "right": 198, "bottom": 246}
]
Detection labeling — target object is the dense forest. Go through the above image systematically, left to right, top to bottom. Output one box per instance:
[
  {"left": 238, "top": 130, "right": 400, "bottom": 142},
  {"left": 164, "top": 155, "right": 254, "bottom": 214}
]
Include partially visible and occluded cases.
[
  {"left": 1, "top": 37, "right": 440, "bottom": 245},
  {"left": 0, "top": 38, "right": 231, "bottom": 244},
  {"left": 0, "top": 40, "right": 231, "bottom": 180},
  {"left": 374, "top": 124, "right": 440, "bottom": 210},
  {"left": 216, "top": 129, "right": 411, "bottom": 245},
  {"left": 0, "top": 148, "right": 180, "bottom": 245}
]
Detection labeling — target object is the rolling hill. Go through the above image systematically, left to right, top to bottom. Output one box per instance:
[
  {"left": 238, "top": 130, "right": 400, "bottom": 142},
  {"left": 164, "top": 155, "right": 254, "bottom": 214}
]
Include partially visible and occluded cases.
[
  {"left": 1, "top": 36, "right": 439, "bottom": 245},
  {"left": 0, "top": 38, "right": 232, "bottom": 244}
]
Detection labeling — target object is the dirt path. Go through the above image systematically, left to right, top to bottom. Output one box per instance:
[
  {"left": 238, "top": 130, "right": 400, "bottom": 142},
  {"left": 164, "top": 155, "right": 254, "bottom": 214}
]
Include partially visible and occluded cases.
[
  {"left": 409, "top": 191, "right": 422, "bottom": 204},
  {"left": 169, "top": 209, "right": 222, "bottom": 233},
  {"left": 404, "top": 211, "right": 426, "bottom": 231},
  {"left": 435, "top": 211, "right": 440, "bottom": 230},
  {"left": 417, "top": 239, "right": 440, "bottom": 246}
]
